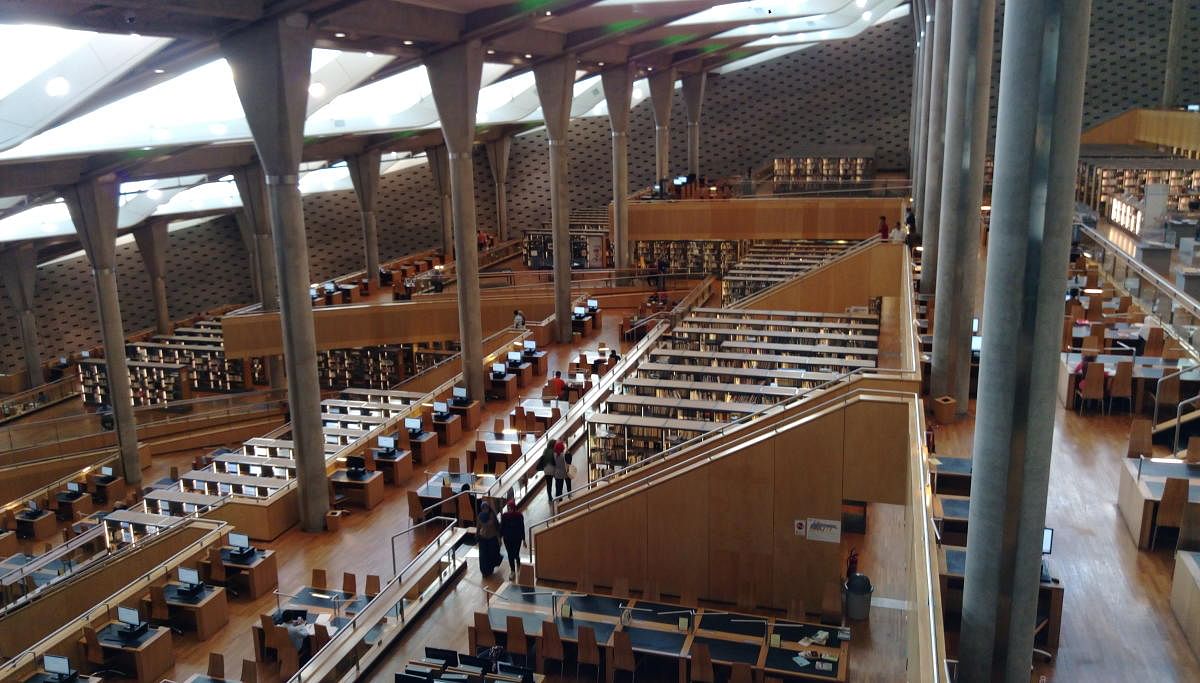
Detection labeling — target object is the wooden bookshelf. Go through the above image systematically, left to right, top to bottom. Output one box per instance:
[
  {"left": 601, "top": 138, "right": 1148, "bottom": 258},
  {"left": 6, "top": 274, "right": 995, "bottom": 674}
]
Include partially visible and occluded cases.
[{"left": 78, "top": 358, "right": 191, "bottom": 407}]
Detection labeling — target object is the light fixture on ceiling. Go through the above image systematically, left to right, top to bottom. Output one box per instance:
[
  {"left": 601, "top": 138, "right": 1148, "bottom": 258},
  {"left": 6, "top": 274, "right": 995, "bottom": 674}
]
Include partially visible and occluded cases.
[
  {"left": 545, "top": 10, "right": 552, "bottom": 16},
  {"left": 335, "top": 32, "right": 346, "bottom": 38},
  {"left": 403, "top": 40, "right": 414, "bottom": 46},
  {"left": 487, "top": 48, "right": 496, "bottom": 54},
  {"left": 524, "top": 53, "right": 533, "bottom": 59},
  {"left": 598, "top": 61, "right": 605, "bottom": 66},
  {"left": 647, "top": 66, "right": 653, "bottom": 71},
  {"left": 153, "top": 68, "right": 165, "bottom": 74},
  {"left": 44, "top": 76, "right": 70, "bottom": 97},
  {"left": 309, "top": 82, "right": 327, "bottom": 97},
  {"left": 219, "top": 174, "right": 234, "bottom": 182},
  {"left": 54, "top": 197, "right": 64, "bottom": 203}
]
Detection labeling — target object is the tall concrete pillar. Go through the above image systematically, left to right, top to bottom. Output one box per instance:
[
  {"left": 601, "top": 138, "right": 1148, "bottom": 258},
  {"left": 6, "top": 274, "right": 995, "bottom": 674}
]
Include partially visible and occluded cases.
[
  {"left": 918, "top": 0, "right": 952, "bottom": 294},
  {"left": 929, "top": 0, "right": 996, "bottom": 410},
  {"left": 1162, "top": 0, "right": 1188, "bottom": 109},
  {"left": 913, "top": 1, "right": 936, "bottom": 218},
  {"left": 960, "top": 1, "right": 1092, "bottom": 680},
  {"left": 223, "top": 14, "right": 329, "bottom": 532},
  {"left": 425, "top": 41, "right": 486, "bottom": 402},
  {"left": 534, "top": 55, "right": 578, "bottom": 344},
  {"left": 603, "top": 65, "right": 635, "bottom": 270},
  {"left": 648, "top": 68, "right": 676, "bottom": 185},
  {"left": 681, "top": 72, "right": 706, "bottom": 177},
  {"left": 486, "top": 136, "right": 512, "bottom": 243},
  {"left": 425, "top": 145, "right": 454, "bottom": 261},
  {"left": 348, "top": 149, "right": 383, "bottom": 285},
  {"left": 234, "top": 162, "right": 285, "bottom": 389},
  {"left": 65, "top": 178, "right": 140, "bottom": 486},
  {"left": 234, "top": 208, "right": 262, "bottom": 303},
  {"left": 133, "top": 219, "right": 172, "bottom": 335},
  {"left": 0, "top": 244, "right": 45, "bottom": 388}
]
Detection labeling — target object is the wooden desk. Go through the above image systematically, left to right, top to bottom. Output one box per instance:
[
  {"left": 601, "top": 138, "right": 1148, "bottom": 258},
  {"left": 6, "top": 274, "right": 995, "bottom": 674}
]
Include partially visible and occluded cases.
[
  {"left": 572, "top": 315, "right": 594, "bottom": 335},
  {"left": 525, "top": 351, "right": 549, "bottom": 376},
  {"left": 511, "top": 362, "right": 534, "bottom": 388},
  {"left": 489, "top": 374, "right": 517, "bottom": 401},
  {"left": 449, "top": 399, "right": 482, "bottom": 430},
  {"left": 433, "top": 413, "right": 463, "bottom": 446},
  {"left": 410, "top": 431, "right": 439, "bottom": 464},
  {"left": 466, "top": 439, "right": 524, "bottom": 474},
  {"left": 369, "top": 448, "right": 414, "bottom": 485},
  {"left": 1118, "top": 457, "right": 1200, "bottom": 549},
  {"left": 330, "top": 470, "right": 385, "bottom": 509},
  {"left": 416, "top": 472, "right": 496, "bottom": 508},
  {"left": 89, "top": 474, "right": 126, "bottom": 505},
  {"left": 55, "top": 491, "right": 93, "bottom": 520},
  {"left": 15, "top": 510, "right": 56, "bottom": 540},
  {"left": 207, "top": 547, "right": 278, "bottom": 599},
  {"left": 1172, "top": 550, "right": 1200, "bottom": 661},
  {"left": 142, "top": 583, "right": 229, "bottom": 640},
  {"left": 252, "top": 585, "right": 363, "bottom": 661},
  {"left": 89, "top": 622, "right": 173, "bottom": 683},
  {"left": 23, "top": 674, "right": 100, "bottom": 683}
]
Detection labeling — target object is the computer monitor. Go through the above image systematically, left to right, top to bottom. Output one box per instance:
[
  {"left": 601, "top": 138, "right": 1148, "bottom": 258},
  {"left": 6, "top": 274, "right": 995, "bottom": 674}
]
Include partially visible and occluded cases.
[
  {"left": 587, "top": 299, "right": 598, "bottom": 309},
  {"left": 573, "top": 306, "right": 586, "bottom": 317},
  {"left": 523, "top": 340, "right": 536, "bottom": 351},
  {"left": 80, "top": 351, "right": 90, "bottom": 358},
  {"left": 507, "top": 351, "right": 522, "bottom": 363},
  {"left": 491, "top": 363, "right": 506, "bottom": 375},
  {"left": 452, "top": 387, "right": 468, "bottom": 400},
  {"left": 433, "top": 401, "right": 448, "bottom": 414},
  {"left": 404, "top": 417, "right": 422, "bottom": 432},
  {"left": 378, "top": 435, "right": 395, "bottom": 450},
  {"left": 346, "top": 455, "right": 366, "bottom": 472},
  {"left": 224, "top": 462, "right": 239, "bottom": 475},
  {"left": 247, "top": 465, "right": 262, "bottom": 477},
  {"left": 100, "top": 466, "right": 114, "bottom": 477},
  {"left": 66, "top": 482, "right": 82, "bottom": 494},
  {"left": 218, "top": 483, "right": 233, "bottom": 495},
  {"left": 239, "top": 484, "right": 258, "bottom": 496},
  {"left": 26, "top": 500, "right": 39, "bottom": 513},
  {"left": 120, "top": 527, "right": 134, "bottom": 544},
  {"left": 1042, "top": 527, "right": 1054, "bottom": 555},
  {"left": 229, "top": 532, "right": 250, "bottom": 549},
  {"left": 178, "top": 567, "right": 200, "bottom": 587},
  {"left": 117, "top": 606, "right": 141, "bottom": 627},
  {"left": 424, "top": 647, "right": 459, "bottom": 667},
  {"left": 43, "top": 655, "right": 71, "bottom": 676}
]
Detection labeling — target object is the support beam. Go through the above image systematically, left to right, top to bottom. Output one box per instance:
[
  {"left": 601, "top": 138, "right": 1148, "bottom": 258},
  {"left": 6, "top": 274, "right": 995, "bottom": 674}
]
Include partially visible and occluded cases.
[
  {"left": 918, "top": 0, "right": 952, "bottom": 295},
  {"left": 930, "top": 0, "right": 996, "bottom": 411},
  {"left": 1162, "top": 0, "right": 1188, "bottom": 108},
  {"left": 913, "top": 1, "right": 936, "bottom": 219},
  {"left": 960, "top": 1, "right": 1092, "bottom": 681},
  {"left": 223, "top": 14, "right": 329, "bottom": 532},
  {"left": 425, "top": 41, "right": 486, "bottom": 403},
  {"left": 534, "top": 54, "right": 577, "bottom": 344},
  {"left": 602, "top": 64, "right": 635, "bottom": 270},
  {"left": 648, "top": 68, "right": 677, "bottom": 185},
  {"left": 681, "top": 71, "right": 706, "bottom": 178},
  {"left": 485, "top": 136, "right": 512, "bottom": 242},
  {"left": 425, "top": 144, "right": 454, "bottom": 261},
  {"left": 348, "top": 149, "right": 383, "bottom": 286},
  {"left": 234, "top": 163, "right": 284, "bottom": 389},
  {"left": 64, "top": 178, "right": 140, "bottom": 486},
  {"left": 234, "top": 208, "right": 262, "bottom": 303},
  {"left": 133, "top": 219, "right": 172, "bottom": 335},
  {"left": 0, "top": 244, "right": 45, "bottom": 388}
]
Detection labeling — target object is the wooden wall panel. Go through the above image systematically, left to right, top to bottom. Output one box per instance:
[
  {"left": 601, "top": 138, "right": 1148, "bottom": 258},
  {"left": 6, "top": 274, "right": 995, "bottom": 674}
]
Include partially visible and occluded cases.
[
  {"left": 628, "top": 197, "right": 903, "bottom": 242},
  {"left": 843, "top": 398, "right": 910, "bottom": 505},
  {"left": 708, "top": 440, "right": 775, "bottom": 604},
  {"left": 646, "top": 469, "right": 710, "bottom": 599},
  {"left": 587, "top": 496, "right": 648, "bottom": 592},
  {"left": 534, "top": 519, "right": 589, "bottom": 585}
]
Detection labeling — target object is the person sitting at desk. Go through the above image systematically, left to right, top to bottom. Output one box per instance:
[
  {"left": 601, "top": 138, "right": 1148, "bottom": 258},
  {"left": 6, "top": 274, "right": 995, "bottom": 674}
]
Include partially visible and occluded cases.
[
  {"left": 1073, "top": 354, "right": 1096, "bottom": 391},
  {"left": 547, "top": 371, "right": 567, "bottom": 400},
  {"left": 285, "top": 615, "right": 312, "bottom": 662}
]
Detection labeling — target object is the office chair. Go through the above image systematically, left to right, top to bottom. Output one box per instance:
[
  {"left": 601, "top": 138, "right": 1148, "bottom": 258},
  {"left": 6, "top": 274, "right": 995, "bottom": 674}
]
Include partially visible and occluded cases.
[
  {"left": 540, "top": 621, "right": 565, "bottom": 676},
  {"left": 82, "top": 625, "right": 129, "bottom": 678},
  {"left": 575, "top": 625, "right": 601, "bottom": 683},
  {"left": 689, "top": 642, "right": 714, "bottom": 683}
]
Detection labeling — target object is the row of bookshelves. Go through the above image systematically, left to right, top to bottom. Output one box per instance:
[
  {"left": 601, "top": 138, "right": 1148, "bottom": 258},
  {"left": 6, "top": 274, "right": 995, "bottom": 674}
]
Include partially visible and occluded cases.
[
  {"left": 1075, "top": 160, "right": 1200, "bottom": 212},
  {"left": 523, "top": 228, "right": 612, "bottom": 270},
  {"left": 633, "top": 240, "right": 745, "bottom": 275},
  {"left": 721, "top": 240, "right": 855, "bottom": 303},
  {"left": 126, "top": 341, "right": 246, "bottom": 393},
  {"left": 315, "top": 341, "right": 460, "bottom": 390},
  {"left": 78, "top": 358, "right": 191, "bottom": 407}
]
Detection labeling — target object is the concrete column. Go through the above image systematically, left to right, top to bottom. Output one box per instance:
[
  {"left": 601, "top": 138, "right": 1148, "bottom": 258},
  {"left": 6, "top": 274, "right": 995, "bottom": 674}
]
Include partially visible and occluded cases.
[
  {"left": 918, "top": 0, "right": 952, "bottom": 294},
  {"left": 929, "top": 0, "right": 996, "bottom": 410},
  {"left": 1162, "top": 0, "right": 1188, "bottom": 108},
  {"left": 913, "top": 1, "right": 936, "bottom": 219},
  {"left": 960, "top": 1, "right": 1092, "bottom": 681},
  {"left": 223, "top": 14, "right": 329, "bottom": 532},
  {"left": 425, "top": 41, "right": 486, "bottom": 402},
  {"left": 534, "top": 54, "right": 577, "bottom": 344},
  {"left": 603, "top": 65, "right": 635, "bottom": 270},
  {"left": 648, "top": 68, "right": 676, "bottom": 185},
  {"left": 681, "top": 71, "right": 706, "bottom": 177},
  {"left": 486, "top": 136, "right": 512, "bottom": 242},
  {"left": 425, "top": 145, "right": 454, "bottom": 261},
  {"left": 348, "top": 149, "right": 383, "bottom": 285},
  {"left": 234, "top": 162, "right": 285, "bottom": 390},
  {"left": 65, "top": 178, "right": 140, "bottom": 485},
  {"left": 234, "top": 208, "right": 262, "bottom": 303},
  {"left": 133, "top": 219, "right": 172, "bottom": 335},
  {"left": 0, "top": 244, "right": 45, "bottom": 388}
]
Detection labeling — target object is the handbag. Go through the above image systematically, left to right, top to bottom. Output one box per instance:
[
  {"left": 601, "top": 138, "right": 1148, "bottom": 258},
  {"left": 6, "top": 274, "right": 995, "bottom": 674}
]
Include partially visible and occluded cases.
[{"left": 567, "top": 464, "right": 578, "bottom": 479}]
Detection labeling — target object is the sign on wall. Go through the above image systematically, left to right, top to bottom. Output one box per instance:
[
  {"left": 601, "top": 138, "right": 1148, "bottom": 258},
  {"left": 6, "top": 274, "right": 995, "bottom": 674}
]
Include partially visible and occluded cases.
[
  {"left": 806, "top": 518, "right": 842, "bottom": 543},
  {"left": 794, "top": 519, "right": 806, "bottom": 537}
]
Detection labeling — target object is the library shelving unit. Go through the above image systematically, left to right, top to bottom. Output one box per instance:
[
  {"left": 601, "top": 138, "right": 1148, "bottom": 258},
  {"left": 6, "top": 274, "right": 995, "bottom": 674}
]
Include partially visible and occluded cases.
[
  {"left": 758, "top": 145, "right": 875, "bottom": 193},
  {"left": 1075, "top": 148, "right": 1200, "bottom": 213},
  {"left": 523, "top": 210, "right": 612, "bottom": 270},
  {"left": 632, "top": 240, "right": 745, "bottom": 276},
  {"left": 721, "top": 240, "right": 855, "bottom": 304},
  {"left": 126, "top": 341, "right": 246, "bottom": 393},
  {"left": 316, "top": 346, "right": 405, "bottom": 390},
  {"left": 78, "top": 358, "right": 192, "bottom": 407},
  {"left": 585, "top": 413, "right": 718, "bottom": 480}
]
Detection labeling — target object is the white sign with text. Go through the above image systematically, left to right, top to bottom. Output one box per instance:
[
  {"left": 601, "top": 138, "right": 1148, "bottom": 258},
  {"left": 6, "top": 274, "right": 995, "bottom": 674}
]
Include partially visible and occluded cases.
[{"left": 806, "top": 517, "right": 842, "bottom": 543}]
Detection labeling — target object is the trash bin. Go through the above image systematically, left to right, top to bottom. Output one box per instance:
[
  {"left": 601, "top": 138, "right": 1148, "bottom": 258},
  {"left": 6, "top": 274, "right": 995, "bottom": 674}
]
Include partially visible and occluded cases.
[
  {"left": 932, "top": 395, "right": 957, "bottom": 424},
  {"left": 845, "top": 573, "right": 873, "bottom": 621}
]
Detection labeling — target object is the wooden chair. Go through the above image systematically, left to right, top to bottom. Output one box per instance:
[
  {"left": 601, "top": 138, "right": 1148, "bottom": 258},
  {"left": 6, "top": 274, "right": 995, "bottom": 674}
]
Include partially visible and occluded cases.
[
  {"left": 1118, "top": 295, "right": 1132, "bottom": 313},
  {"left": 1085, "top": 297, "right": 1103, "bottom": 321},
  {"left": 1145, "top": 327, "right": 1165, "bottom": 357},
  {"left": 1081, "top": 334, "right": 1104, "bottom": 356},
  {"left": 1165, "top": 339, "right": 1189, "bottom": 360},
  {"left": 1107, "top": 361, "right": 1133, "bottom": 414},
  {"left": 1075, "top": 362, "right": 1106, "bottom": 415},
  {"left": 1148, "top": 372, "right": 1181, "bottom": 422},
  {"left": 493, "top": 418, "right": 505, "bottom": 434},
  {"left": 1128, "top": 419, "right": 1154, "bottom": 458},
  {"left": 448, "top": 457, "right": 462, "bottom": 474},
  {"left": 495, "top": 461, "right": 507, "bottom": 476},
  {"left": 169, "top": 466, "right": 180, "bottom": 481},
  {"left": 1153, "top": 477, "right": 1190, "bottom": 549},
  {"left": 440, "top": 485, "right": 457, "bottom": 516},
  {"left": 407, "top": 490, "right": 425, "bottom": 524},
  {"left": 456, "top": 494, "right": 476, "bottom": 526},
  {"left": 2, "top": 509, "right": 14, "bottom": 532},
  {"left": 517, "top": 564, "right": 535, "bottom": 587},
  {"left": 312, "top": 568, "right": 327, "bottom": 590},
  {"left": 342, "top": 572, "right": 356, "bottom": 595},
  {"left": 365, "top": 574, "right": 381, "bottom": 598},
  {"left": 612, "top": 576, "right": 630, "bottom": 598},
  {"left": 820, "top": 582, "right": 843, "bottom": 626},
  {"left": 148, "top": 585, "right": 172, "bottom": 626},
  {"left": 474, "top": 611, "right": 496, "bottom": 649},
  {"left": 505, "top": 615, "right": 531, "bottom": 667},
  {"left": 541, "top": 621, "right": 565, "bottom": 676},
  {"left": 313, "top": 623, "right": 332, "bottom": 652},
  {"left": 83, "top": 625, "right": 125, "bottom": 675},
  {"left": 576, "top": 625, "right": 601, "bottom": 682},
  {"left": 275, "top": 626, "right": 300, "bottom": 678},
  {"left": 612, "top": 630, "right": 638, "bottom": 682},
  {"left": 689, "top": 642, "right": 714, "bottom": 683},
  {"left": 207, "top": 653, "right": 225, "bottom": 679},
  {"left": 240, "top": 659, "right": 259, "bottom": 683},
  {"left": 730, "top": 663, "right": 754, "bottom": 683}
]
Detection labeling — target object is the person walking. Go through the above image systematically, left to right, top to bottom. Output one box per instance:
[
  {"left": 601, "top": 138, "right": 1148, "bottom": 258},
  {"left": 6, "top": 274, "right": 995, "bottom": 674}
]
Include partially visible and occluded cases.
[
  {"left": 878, "top": 215, "right": 889, "bottom": 240},
  {"left": 539, "top": 440, "right": 558, "bottom": 503},
  {"left": 553, "top": 441, "right": 571, "bottom": 497},
  {"left": 477, "top": 500, "right": 502, "bottom": 576},
  {"left": 500, "top": 501, "right": 526, "bottom": 575}
]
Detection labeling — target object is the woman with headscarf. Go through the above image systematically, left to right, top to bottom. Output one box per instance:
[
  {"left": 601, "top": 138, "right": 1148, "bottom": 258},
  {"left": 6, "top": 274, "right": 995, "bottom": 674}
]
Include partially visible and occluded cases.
[
  {"left": 477, "top": 500, "right": 502, "bottom": 576},
  {"left": 499, "top": 500, "right": 526, "bottom": 575}
]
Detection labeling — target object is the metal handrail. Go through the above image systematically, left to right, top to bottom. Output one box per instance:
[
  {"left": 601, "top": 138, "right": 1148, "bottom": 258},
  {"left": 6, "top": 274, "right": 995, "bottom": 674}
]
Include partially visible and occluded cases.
[
  {"left": 1153, "top": 366, "right": 1188, "bottom": 426},
  {"left": 1174, "top": 393, "right": 1200, "bottom": 454},
  {"left": 389, "top": 515, "right": 456, "bottom": 577}
]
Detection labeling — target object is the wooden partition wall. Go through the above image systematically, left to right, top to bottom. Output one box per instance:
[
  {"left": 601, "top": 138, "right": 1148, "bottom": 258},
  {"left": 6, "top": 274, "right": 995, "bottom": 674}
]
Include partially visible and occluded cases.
[
  {"left": 1081, "top": 108, "right": 1200, "bottom": 154},
  {"left": 627, "top": 196, "right": 904, "bottom": 241},
  {"left": 735, "top": 241, "right": 906, "bottom": 313},
  {"left": 534, "top": 394, "right": 911, "bottom": 612}
]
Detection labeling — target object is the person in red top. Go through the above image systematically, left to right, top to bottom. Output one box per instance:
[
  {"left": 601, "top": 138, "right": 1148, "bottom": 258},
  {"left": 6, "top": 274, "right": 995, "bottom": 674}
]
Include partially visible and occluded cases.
[
  {"left": 878, "top": 215, "right": 889, "bottom": 240},
  {"left": 547, "top": 371, "right": 567, "bottom": 400}
]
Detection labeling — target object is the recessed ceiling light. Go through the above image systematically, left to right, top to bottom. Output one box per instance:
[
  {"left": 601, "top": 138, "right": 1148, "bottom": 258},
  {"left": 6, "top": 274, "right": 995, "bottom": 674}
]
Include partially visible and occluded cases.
[
  {"left": 545, "top": 10, "right": 552, "bottom": 16},
  {"left": 334, "top": 32, "right": 346, "bottom": 38},
  {"left": 403, "top": 40, "right": 414, "bottom": 46},
  {"left": 487, "top": 48, "right": 496, "bottom": 55},
  {"left": 524, "top": 53, "right": 532, "bottom": 59},
  {"left": 598, "top": 61, "right": 605, "bottom": 66},
  {"left": 647, "top": 66, "right": 653, "bottom": 71},
  {"left": 153, "top": 68, "right": 165, "bottom": 74},
  {"left": 44, "top": 76, "right": 70, "bottom": 97},
  {"left": 309, "top": 82, "right": 327, "bottom": 97},
  {"left": 54, "top": 197, "right": 64, "bottom": 203}
]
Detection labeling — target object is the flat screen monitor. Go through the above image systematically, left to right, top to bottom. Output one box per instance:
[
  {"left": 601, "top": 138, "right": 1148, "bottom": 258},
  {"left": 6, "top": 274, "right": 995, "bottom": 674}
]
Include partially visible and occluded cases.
[
  {"left": 587, "top": 299, "right": 598, "bottom": 309},
  {"left": 573, "top": 306, "right": 586, "bottom": 317},
  {"left": 523, "top": 341, "right": 536, "bottom": 351},
  {"left": 80, "top": 351, "right": 90, "bottom": 358},
  {"left": 507, "top": 351, "right": 522, "bottom": 363},
  {"left": 491, "top": 363, "right": 506, "bottom": 375},
  {"left": 452, "top": 387, "right": 468, "bottom": 399},
  {"left": 433, "top": 401, "right": 448, "bottom": 414},
  {"left": 404, "top": 417, "right": 422, "bottom": 431},
  {"left": 378, "top": 435, "right": 395, "bottom": 449},
  {"left": 346, "top": 455, "right": 365, "bottom": 471},
  {"left": 224, "top": 462, "right": 239, "bottom": 474},
  {"left": 247, "top": 465, "right": 262, "bottom": 477},
  {"left": 100, "top": 466, "right": 114, "bottom": 477},
  {"left": 66, "top": 482, "right": 82, "bottom": 493},
  {"left": 218, "top": 483, "right": 233, "bottom": 495},
  {"left": 239, "top": 484, "right": 257, "bottom": 496},
  {"left": 26, "top": 500, "right": 39, "bottom": 513},
  {"left": 120, "top": 527, "right": 134, "bottom": 544},
  {"left": 1042, "top": 527, "right": 1054, "bottom": 555},
  {"left": 229, "top": 532, "right": 250, "bottom": 549},
  {"left": 178, "top": 567, "right": 200, "bottom": 586},
  {"left": 117, "top": 606, "right": 140, "bottom": 626},
  {"left": 425, "top": 647, "right": 460, "bottom": 667},
  {"left": 43, "top": 655, "right": 71, "bottom": 676}
]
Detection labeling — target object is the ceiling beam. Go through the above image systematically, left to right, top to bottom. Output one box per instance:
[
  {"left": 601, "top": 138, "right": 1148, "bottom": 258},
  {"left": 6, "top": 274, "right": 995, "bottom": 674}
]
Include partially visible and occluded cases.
[
  {"left": 79, "top": 0, "right": 265, "bottom": 20},
  {"left": 314, "top": 0, "right": 464, "bottom": 42}
]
